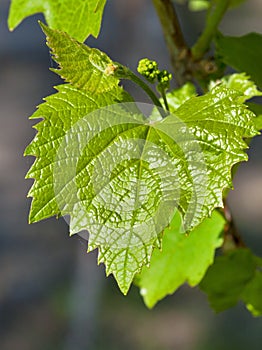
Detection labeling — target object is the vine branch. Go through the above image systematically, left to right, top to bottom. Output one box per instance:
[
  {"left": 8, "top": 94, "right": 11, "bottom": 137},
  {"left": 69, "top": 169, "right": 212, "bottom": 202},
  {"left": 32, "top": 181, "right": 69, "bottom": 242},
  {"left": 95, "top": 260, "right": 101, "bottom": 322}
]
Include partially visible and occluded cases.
[
  {"left": 152, "top": 0, "right": 189, "bottom": 86},
  {"left": 191, "top": 0, "right": 230, "bottom": 60},
  {"left": 113, "top": 63, "right": 167, "bottom": 118},
  {"left": 221, "top": 203, "right": 246, "bottom": 252}
]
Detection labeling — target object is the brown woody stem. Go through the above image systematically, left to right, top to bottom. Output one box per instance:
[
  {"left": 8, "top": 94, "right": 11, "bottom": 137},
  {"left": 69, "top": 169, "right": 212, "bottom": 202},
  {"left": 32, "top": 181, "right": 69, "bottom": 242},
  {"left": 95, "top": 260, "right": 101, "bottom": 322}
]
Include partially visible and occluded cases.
[
  {"left": 152, "top": 0, "right": 189, "bottom": 86},
  {"left": 221, "top": 204, "right": 246, "bottom": 252}
]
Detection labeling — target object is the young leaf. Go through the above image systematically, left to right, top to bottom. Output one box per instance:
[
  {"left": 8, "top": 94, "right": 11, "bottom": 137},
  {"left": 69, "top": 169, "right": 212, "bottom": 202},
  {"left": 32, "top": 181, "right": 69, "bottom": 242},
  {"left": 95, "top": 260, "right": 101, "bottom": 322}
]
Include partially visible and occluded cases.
[
  {"left": 8, "top": 0, "right": 106, "bottom": 42},
  {"left": 40, "top": 22, "right": 119, "bottom": 93},
  {"left": 25, "top": 26, "right": 258, "bottom": 295},
  {"left": 216, "top": 33, "right": 262, "bottom": 89},
  {"left": 209, "top": 73, "right": 262, "bottom": 101},
  {"left": 162, "top": 82, "right": 196, "bottom": 113},
  {"left": 136, "top": 210, "right": 225, "bottom": 308}
]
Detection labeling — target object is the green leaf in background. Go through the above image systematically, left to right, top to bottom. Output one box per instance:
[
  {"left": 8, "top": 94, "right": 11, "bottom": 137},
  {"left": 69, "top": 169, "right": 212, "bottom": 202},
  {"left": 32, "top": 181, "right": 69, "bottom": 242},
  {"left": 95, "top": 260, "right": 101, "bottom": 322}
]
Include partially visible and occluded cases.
[
  {"left": 8, "top": 0, "right": 106, "bottom": 42},
  {"left": 25, "top": 25, "right": 258, "bottom": 295},
  {"left": 216, "top": 33, "right": 262, "bottom": 89},
  {"left": 209, "top": 73, "right": 262, "bottom": 102},
  {"left": 150, "top": 82, "right": 196, "bottom": 121},
  {"left": 163, "top": 82, "right": 196, "bottom": 112},
  {"left": 136, "top": 210, "right": 225, "bottom": 308},
  {"left": 200, "top": 249, "right": 262, "bottom": 315},
  {"left": 242, "top": 271, "right": 262, "bottom": 316}
]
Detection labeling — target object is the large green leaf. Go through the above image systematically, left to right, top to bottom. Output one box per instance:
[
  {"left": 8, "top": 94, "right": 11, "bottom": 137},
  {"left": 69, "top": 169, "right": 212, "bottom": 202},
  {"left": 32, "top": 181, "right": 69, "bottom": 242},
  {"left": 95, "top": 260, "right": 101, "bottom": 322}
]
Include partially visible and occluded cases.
[
  {"left": 8, "top": 0, "right": 106, "bottom": 42},
  {"left": 25, "top": 26, "right": 258, "bottom": 294},
  {"left": 216, "top": 33, "right": 262, "bottom": 89},
  {"left": 136, "top": 210, "right": 225, "bottom": 308},
  {"left": 200, "top": 249, "right": 262, "bottom": 316}
]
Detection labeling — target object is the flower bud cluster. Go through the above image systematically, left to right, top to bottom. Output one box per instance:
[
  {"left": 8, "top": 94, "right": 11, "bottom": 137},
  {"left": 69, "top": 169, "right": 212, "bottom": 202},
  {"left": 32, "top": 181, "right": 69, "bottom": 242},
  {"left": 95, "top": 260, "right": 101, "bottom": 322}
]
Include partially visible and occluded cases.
[
  {"left": 137, "top": 58, "right": 172, "bottom": 89},
  {"left": 137, "top": 58, "right": 160, "bottom": 83},
  {"left": 157, "top": 69, "right": 172, "bottom": 90}
]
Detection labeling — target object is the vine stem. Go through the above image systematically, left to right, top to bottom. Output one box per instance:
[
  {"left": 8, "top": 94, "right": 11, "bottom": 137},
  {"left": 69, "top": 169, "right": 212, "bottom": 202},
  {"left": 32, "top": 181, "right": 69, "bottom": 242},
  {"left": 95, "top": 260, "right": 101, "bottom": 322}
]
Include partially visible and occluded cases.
[
  {"left": 152, "top": 0, "right": 189, "bottom": 86},
  {"left": 191, "top": 0, "right": 230, "bottom": 60},
  {"left": 113, "top": 63, "right": 167, "bottom": 118},
  {"left": 158, "top": 86, "right": 170, "bottom": 111},
  {"left": 221, "top": 203, "right": 246, "bottom": 251}
]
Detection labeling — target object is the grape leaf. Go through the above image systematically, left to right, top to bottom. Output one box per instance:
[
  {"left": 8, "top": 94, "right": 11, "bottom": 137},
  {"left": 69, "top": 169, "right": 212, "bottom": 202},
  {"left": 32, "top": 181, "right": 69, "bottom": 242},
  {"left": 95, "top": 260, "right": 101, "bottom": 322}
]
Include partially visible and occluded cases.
[
  {"left": 8, "top": 0, "right": 106, "bottom": 42},
  {"left": 25, "top": 25, "right": 258, "bottom": 294},
  {"left": 216, "top": 33, "right": 262, "bottom": 89},
  {"left": 209, "top": 73, "right": 262, "bottom": 101},
  {"left": 209, "top": 74, "right": 262, "bottom": 133},
  {"left": 164, "top": 82, "right": 196, "bottom": 113},
  {"left": 25, "top": 85, "right": 133, "bottom": 222},
  {"left": 161, "top": 87, "right": 258, "bottom": 229},
  {"left": 136, "top": 210, "right": 225, "bottom": 308},
  {"left": 200, "top": 249, "right": 262, "bottom": 315}
]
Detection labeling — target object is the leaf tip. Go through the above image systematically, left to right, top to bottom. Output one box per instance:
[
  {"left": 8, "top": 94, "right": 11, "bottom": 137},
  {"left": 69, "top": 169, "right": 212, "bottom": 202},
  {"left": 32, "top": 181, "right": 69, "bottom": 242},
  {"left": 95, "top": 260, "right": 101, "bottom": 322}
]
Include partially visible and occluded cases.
[
  {"left": 38, "top": 20, "right": 52, "bottom": 37},
  {"left": 8, "top": 24, "right": 15, "bottom": 32},
  {"left": 28, "top": 212, "right": 36, "bottom": 225},
  {"left": 117, "top": 279, "right": 132, "bottom": 296}
]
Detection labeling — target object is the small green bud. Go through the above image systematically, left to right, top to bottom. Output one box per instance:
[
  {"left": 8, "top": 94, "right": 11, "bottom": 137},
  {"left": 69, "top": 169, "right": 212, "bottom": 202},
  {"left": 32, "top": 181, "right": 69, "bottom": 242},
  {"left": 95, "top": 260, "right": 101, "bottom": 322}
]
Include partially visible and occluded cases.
[
  {"left": 137, "top": 58, "right": 159, "bottom": 83},
  {"left": 157, "top": 69, "right": 172, "bottom": 90}
]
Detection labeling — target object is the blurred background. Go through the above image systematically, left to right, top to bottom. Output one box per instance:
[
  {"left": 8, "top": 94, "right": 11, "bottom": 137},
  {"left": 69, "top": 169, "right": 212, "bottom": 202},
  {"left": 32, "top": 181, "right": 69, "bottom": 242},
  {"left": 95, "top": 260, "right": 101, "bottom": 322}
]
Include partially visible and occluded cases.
[{"left": 0, "top": 0, "right": 262, "bottom": 349}]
